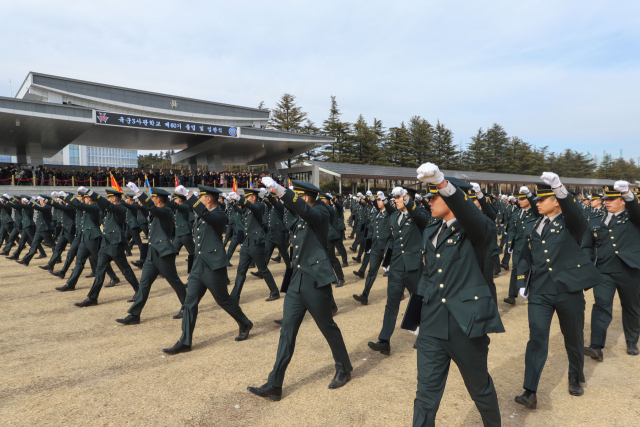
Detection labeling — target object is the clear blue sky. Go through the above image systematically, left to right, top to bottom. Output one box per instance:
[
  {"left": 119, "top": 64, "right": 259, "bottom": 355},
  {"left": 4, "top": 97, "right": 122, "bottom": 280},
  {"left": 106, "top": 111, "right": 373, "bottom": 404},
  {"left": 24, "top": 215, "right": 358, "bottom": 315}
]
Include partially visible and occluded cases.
[{"left": 2, "top": 1, "right": 639, "bottom": 162}]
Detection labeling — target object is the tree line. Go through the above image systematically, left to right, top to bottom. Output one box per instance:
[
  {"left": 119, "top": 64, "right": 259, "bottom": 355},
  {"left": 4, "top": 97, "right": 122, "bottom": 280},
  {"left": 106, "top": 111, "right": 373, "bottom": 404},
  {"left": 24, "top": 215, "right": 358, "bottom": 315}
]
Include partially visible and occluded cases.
[{"left": 266, "top": 94, "right": 640, "bottom": 181}]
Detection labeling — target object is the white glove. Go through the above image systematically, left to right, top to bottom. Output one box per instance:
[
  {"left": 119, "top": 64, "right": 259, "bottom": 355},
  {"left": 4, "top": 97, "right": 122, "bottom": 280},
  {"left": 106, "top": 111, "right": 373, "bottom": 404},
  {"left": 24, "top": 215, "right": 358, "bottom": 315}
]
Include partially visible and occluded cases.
[
  {"left": 416, "top": 162, "right": 445, "bottom": 184},
  {"left": 540, "top": 172, "right": 561, "bottom": 188},
  {"left": 261, "top": 177, "right": 277, "bottom": 191},
  {"left": 614, "top": 180, "right": 630, "bottom": 193},
  {"left": 126, "top": 182, "right": 140, "bottom": 193},
  {"left": 471, "top": 182, "right": 481, "bottom": 193},
  {"left": 174, "top": 185, "right": 189, "bottom": 196},
  {"left": 78, "top": 186, "right": 89, "bottom": 193},
  {"left": 519, "top": 186, "right": 530, "bottom": 195},
  {"left": 391, "top": 187, "right": 407, "bottom": 198},
  {"left": 258, "top": 188, "right": 268, "bottom": 199},
  {"left": 366, "top": 190, "right": 372, "bottom": 197},
  {"left": 51, "top": 191, "right": 58, "bottom": 197},
  {"left": 60, "top": 191, "right": 68, "bottom": 198},
  {"left": 377, "top": 191, "right": 385, "bottom": 201},
  {"left": 221, "top": 192, "right": 227, "bottom": 198},
  {"left": 229, "top": 192, "right": 240, "bottom": 201},
  {"left": 357, "top": 192, "right": 363, "bottom": 198},
  {"left": 326, "top": 193, "right": 333, "bottom": 200},
  {"left": 415, "top": 193, "right": 423, "bottom": 201},
  {"left": 3, "top": 194, "right": 9, "bottom": 199},
  {"left": 348, "top": 194, "right": 352, "bottom": 198},
  {"left": 37, "top": 196, "right": 45, "bottom": 202},
  {"left": 133, "top": 196, "right": 139, "bottom": 201},
  {"left": 508, "top": 196, "right": 515, "bottom": 202},
  {"left": 30, "top": 197, "right": 38, "bottom": 203},
  {"left": 22, "top": 198, "right": 29, "bottom": 203},
  {"left": 508, "top": 248, "right": 513, "bottom": 254},
  {"left": 519, "top": 288, "right": 529, "bottom": 299},
  {"left": 409, "top": 326, "right": 419, "bottom": 336}
]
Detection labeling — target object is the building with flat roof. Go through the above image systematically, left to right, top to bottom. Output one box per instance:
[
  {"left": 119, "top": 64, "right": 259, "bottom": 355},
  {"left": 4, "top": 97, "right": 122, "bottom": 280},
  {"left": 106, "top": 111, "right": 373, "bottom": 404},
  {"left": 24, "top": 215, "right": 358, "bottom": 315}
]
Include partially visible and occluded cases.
[{"left": 0, "top": 72, "right": 334, "bottom": 172}]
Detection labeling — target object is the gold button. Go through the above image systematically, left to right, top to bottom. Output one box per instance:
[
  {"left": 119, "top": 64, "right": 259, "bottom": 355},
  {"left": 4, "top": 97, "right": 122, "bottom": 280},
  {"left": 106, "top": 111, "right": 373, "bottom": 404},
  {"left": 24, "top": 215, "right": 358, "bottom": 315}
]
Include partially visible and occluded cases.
[
  {"left": 609, "top": 229, "right": 612, "bottom": 232},
  {"left": 611, "top": 236, "right": 614, "bottom": 239},
  {"left": 542, "top": 240, "right": 545, "bottom": 244},
  {"left": 613, "top": 244, "right": 616, "bottom": 247},
  {"left": 295, "top": 245, "right": 298, "bottom": 248},
  {"left": 402, "top": 250, "right": 404, "bottom": 253},
  {"left": 544, "top": 250, "right": 548, "bottom": 253},
  {"left": 198, "top": 251, "right": 201, "bottom": 254},
  {"left": 615, "top": 251, "right": 619, "bottom": 253},
  {"left": 436, "top": 254, "right": 440, "bottom": 258},
  {"left": 546, "top": 259, "right": 550, "bottom": 262},
  {"left": 316, "top": 261, "right": 319, "bottom": 263},
  {"left": 297, "top": 265, "right": 300, "bottom": 268},
  {"left": 577, "top": 265, "right": 580, "bottom": 267},
  {"left": 549, "top": 268, "right": 552, "bottom": 271},
  {"left": 438, "top": 269, "right": 442, "bottom": 273},
  {"left": 439, "top": 284, "right": 444, "bottom": 288},
  {"left": 474, "top": 296, "right": 478, "bottom": 300},
  {"left": 441, "top": 298, "right": 446, "bottom": 303}
]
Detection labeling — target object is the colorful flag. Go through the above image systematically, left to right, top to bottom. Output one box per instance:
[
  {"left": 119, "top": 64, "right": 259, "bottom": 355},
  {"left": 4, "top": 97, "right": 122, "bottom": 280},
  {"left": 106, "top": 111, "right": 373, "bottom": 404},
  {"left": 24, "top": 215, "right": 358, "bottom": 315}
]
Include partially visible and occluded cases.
[
  {"left": 110, "top": 173, "right": 123, "bottom": 193},
  {"left": 144, "top": 174, "right": 151, "bottom": 190},
  {"left": 175, "top": 175, "right": 179, "bottom": 188},
  {"left": 232, "top": 177, "right": 237, "bottom": 193},
  {"left": 249, "top": 180, "right": 254, "bottom": 189}
]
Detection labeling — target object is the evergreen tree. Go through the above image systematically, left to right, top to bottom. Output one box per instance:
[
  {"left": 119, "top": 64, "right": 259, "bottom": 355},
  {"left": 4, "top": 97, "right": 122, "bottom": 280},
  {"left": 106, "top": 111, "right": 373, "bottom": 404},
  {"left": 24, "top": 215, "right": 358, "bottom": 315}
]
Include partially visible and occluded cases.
[
  {"left": 268, "top": 93, "right": 308, "bottom": 167},
  {"left": 320, "top": 96, "right": 351, "bottom": 163},
  {"left": 257, "top": 101, "right": 266, "bottom": 109},
  {"left": 346, "top": 115, "right": 381, "bottom": 164},
  {"left": 408, "top": 116, "right": 434, "bottom": 164},
  {"left": 431, "top": 120, "right": 459, "bottom": 169},
  {"left": 385, "top": 123, "right": 414, "bottom": 167},
  {"left": 484, "top": 124, "right": 510, "bottom": 173},
  {"left": 465, "top": 128, "right": 487, "bottom": 171}
]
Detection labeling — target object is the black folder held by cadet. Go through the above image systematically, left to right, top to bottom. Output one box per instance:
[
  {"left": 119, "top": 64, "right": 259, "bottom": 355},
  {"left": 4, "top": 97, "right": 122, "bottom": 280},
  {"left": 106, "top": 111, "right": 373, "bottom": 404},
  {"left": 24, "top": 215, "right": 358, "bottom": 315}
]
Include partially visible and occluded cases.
[{"left": 401, "top": 293, "right": 423, "bottom": 332}]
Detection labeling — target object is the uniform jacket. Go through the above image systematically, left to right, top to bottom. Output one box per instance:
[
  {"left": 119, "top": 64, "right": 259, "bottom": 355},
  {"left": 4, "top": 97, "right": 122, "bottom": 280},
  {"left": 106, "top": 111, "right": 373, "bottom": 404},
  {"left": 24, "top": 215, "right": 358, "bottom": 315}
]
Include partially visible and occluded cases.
[
  {"left": 89, "top": 193, "right": 127, "bottom": 246},
  {"left": 138, "top": 193, "right": 178, "bottom": 257},
  {"left": 264, "top": 194, "right": 288, "bottom": 246},
  {"left": 64, "top": 195, "right": 102, "bottom": 241},
  {"left": 507, "top": 195, "right": 542, "bottom": 253},
  {"left": 186, "top": 196, "right": 230, "bottom": 271},
  {"left": 237, "top": 196, "right": 269, "bottom": 245},
  {"left": 389, "top": 197, "right": 431, "bottom": 272},
  {"left": 51, "top": 200, "right": 76, "bottom": 235},
  {"left": 167, "top": 200, "right": 193, "bottom": 237},
  {"left": 370, "top": 200, "right": 397, "bottom": 252},
  {"left": 30, "top": 201, "right": 53, "bottom": 233},
  {"left": 122, "top": 202, "right": 141, "bottom": 230}
]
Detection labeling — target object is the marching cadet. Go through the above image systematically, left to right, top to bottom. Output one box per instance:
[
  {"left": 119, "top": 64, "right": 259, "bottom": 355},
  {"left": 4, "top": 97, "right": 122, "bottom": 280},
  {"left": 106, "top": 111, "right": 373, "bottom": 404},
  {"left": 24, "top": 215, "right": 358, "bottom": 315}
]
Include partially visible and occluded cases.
[
  {"left": 413, "top": 163, "right": 504, "bottom": 427},
  {"left": 514, "top": 174, "right": 603, "bottom": 409},
  {"left": 248, "top": 178, "right": 353, "bottom": 401},
  {"left": 583, "top": 182, "right": 640, "bottom": 359},
  {"left": 115, "top": 184, "right": 187, "bottom": 324},
  {"left": 163, "top": 185, "right": 253, "bottom": 355},
  {"left": 368, "top": 185, "right": 430, "bottom": 356},
  {"left": 503, "top": 186, "right": 541, "bottom": 305},
  {"left": 73, "top": 187, "right": 140, "bottom": 307},
  {"left": 228, "top": 188, "right": 280, "bottom": 303},
  {"left": 353, "top": 191, "right": 396, "bottom": 305},
  {"left": 39, "top": 192, "right": 76, "bottom": 271},
  {"left": 166, "top": 192, "right": 195, "bottom": 270},
  {"left": 262, "top": 192, "right": 292, "bottom": 271},
  {"left": 585, "top": 192, "right": 604, "bottom": 220},
  {"left": 319, "top": 193, "right": 346, "bottom": 287},
  {"left": 329, "top": 193, "right": 349, "bottom": 266},
  {"left": 122, "top": 194, "right": 144, "bottom": 258},
  {"left": 349, "top": 194, "right": 364, "bottom": 255},
  {"left": 0, "top": 195, "right": 15, "bottom": 254},
  {"left": 5, "top": 196, "right": 47, "bottom": 261},
  {"left": 225, "top": 196, "right": 244, "bottom": 265},
  {"left": 499, "top": 196, "right": 517, "bottom": 270},
  {"left": 137, "top": 202, "right": 149, "bottom": 239}
]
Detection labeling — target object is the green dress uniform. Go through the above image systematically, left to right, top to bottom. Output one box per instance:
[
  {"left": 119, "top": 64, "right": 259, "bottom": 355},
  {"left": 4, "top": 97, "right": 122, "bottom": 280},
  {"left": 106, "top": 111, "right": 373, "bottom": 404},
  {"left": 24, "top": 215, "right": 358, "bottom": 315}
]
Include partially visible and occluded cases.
[
  {"left": 414, "top": 181, "right": 505, "bottom": 427},
  {"left": 265, "top": 183, "right": 352, "bottom": 389},
  {"left": 516, "top": 184, "right": 603, "bottom": 398},
  {"left": 172, "top": 186, "right": 252, "bottom": 349},
  {"left": 582, "top": 188, "right": 640, "bottom": 356},
  {"left": 83, "top": 189, "right": 140, "bottom": 303},
  {"left": 124, "top": 190, "right": 186, "bottom": 321},
  {"left": 229, "top": 190, "right": 279, "bottom": 302},
  {"left": 475, "top": 192, "right": 502, "bottom": 303},
  {"left": 505, "top": 192, "right": 541, "bottom": 302},
  {"left": 263, "top": 194, "right": 291, "bottom": 269},
  {"left": 318, "top": 194, "right": 345, "bottom": 284},
  {"left": 354, "top": 195, "right": 396, "bottom": 301},
  {"left": 168, "top": 196, "right": 195, "bottom": 256},
  {"left": 331, "top": 196, "right": 349, "bottom": 264},
  {"left": 19, "top": 197, "right": 55, "bottom": 265},
  {"left": 122, "top": 197, "right": 144, "bottom": 254},
  {"left": 0, "top": 198, "right": 15, "bottom": 252},
  {"left": 9, "top": 198, "right": 45, "bottom": 259},
  {"left": 43, "top": 198, "right": 76, "bottom": 269},
  {"left": 226, "top": 203, "right": 244, "bottom": 261},
  {"left": 137, "top": 205, "right": 149, "bottom": 238}
]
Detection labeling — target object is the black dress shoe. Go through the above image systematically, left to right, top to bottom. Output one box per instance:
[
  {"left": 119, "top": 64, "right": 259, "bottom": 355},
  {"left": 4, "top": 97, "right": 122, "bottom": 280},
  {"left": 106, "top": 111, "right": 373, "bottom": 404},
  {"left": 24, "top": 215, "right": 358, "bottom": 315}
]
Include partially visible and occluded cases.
[
  {"left": 349, "top": 247, "right": 356, "bottom": 253},
  {"left": 0, "top": 250, "right": 9, "bottom": 256},
  {"left": 6, "top": 254, "right": 18, "bottom": 260},
  {"left": 35, "top": 254, "right": 47, "bottom": 259},
  {"left": 54, "top": 257, "right": 62, "bottom": 264},
  {"left": 271, "top": 257, "right": 281, "bottom": 263},
  {"left": 352, "top": 257, "right": 361, "bottom": 263},
  {"left": 16, "top": 259, "right": 29, "bottom": 266},
  {"left": 130, "top": 260, "right": 144, "bottom": 269},
  {"left": 341, "top": 261, "right": 348, "bottom": 268},
  {"left": 500, "top": 263, "right": 510, "bottom": 271},
  {"left": 39, "top": 264, "right": 53, "bottom": 271},
  {"left": 51, "top": 270, "right": 66, "bottom": 279},
  {"left": 353, "top": 270, "right": 365, "bottom": 279},
  {"left": 250, "top": 271, "right": 264, "bottom": 279},
  {"left": 493, "top": 272, "right": 500, "bottom": 278},
  {"left": 85, "top": 273, "right": 96, "bottom": 278},
  {"left": 105, "top": 277, "right": 120, "bottom": 288},
  {"left": 335, "top": 279, "right": 345, "bottom": 287},
  {"left": 55, "top": 284, "right": 75, "bottom": 292},
  {"left": 265, "top": 292, "right": 280, "bottom": 302},
  {"left": 127, "top": 293, "right": 138, "bottom": 303},
  {"left": 353, "top": 294, "right": 368, "bottom": 305},
  {"left": 503, "top": 297, "right": 516, "bottom": 305},
  {"left": 75, "top": 298, "right": 98, "bottom": 307},
  {"left": 173, "top": 309, "right": 184, "bottom": 319},
  {"left": 116, "top": 315, "right": 140, "bottom": 325},
  {"left": 274, "top": 318, "right": 283, "bottom": 325},
  {"left": 235, "top": 322, "right": 253, "bottom": 341},
  {"left": 368, "top": 340, "right": 391, "bottom": 355},
  {"left": 162, "top": 341, "right": 192, "bottom": 355},
  {"left": 626, "top": 341, "right": 639, "bottom": 356},
  {"left": 584, "top": 345, "right": 603, "bottom": 361},
  {"left": 328, "top": 372, "right": 351, "bottom": 389},
  {"left": 568, "top": 376, "right": 584, "bottom": 396},
  {"left": 247, "top": 383, "right": 282, "bottom": 401},
  {"left": 514, "top": 390, "right": 537, "bottom": 409}
]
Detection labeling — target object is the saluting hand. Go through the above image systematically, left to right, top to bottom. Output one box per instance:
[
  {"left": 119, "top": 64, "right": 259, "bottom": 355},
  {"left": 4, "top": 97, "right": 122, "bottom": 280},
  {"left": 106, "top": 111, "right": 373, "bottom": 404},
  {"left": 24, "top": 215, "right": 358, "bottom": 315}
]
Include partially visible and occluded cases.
[
  {"left": 416, "top": 163, "right": 444, "bottom": 185},
  {"left": 540, "top": 172, "right": 561, "bottom": 188},
  {"left": 614, "top": 180, "right": 630, "bottom": 194},
  {"left": 126, "top": 181, "right": 140, "bottom": 193},
  {"left": 471, "top": 182, "right": 482, "bottom": 193},
  {"left": 519, "top": 186, "right": 530, "bottom": 195}
]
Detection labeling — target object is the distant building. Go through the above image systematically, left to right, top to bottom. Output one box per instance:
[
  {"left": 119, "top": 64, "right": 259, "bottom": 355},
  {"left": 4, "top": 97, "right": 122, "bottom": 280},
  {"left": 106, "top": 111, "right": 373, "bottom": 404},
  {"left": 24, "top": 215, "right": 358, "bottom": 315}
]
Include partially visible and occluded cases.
[{"left": 41, "top": 144, "right": 138, "bottom": 167}]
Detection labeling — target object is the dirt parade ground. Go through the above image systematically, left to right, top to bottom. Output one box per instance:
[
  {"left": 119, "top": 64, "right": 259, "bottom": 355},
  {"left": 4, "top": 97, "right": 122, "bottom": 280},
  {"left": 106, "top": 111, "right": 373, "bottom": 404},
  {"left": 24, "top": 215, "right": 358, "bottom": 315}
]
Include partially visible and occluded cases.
[{"left": 1, "top": 226, "right": 639, "bottom": 427}]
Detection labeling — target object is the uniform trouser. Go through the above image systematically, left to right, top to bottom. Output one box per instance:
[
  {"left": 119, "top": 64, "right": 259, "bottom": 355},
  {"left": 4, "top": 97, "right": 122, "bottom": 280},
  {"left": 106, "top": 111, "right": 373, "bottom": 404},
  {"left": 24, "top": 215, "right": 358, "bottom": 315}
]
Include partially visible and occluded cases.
[
  {"left": 140, "top": 222, "right": 149, "bottom": 237},
  {"left": 0, "top": 223, "right": 13, "bottom": 248},
  {"left": 2, "top": 226, "right": 19, "bottom": 252},
  {"left": 13, "top": 226, "right": 45, "bottom": 257},
  {"left": 223, "top": 226, "right": 233, "bottom": 247},
  {"left": 125, "top": 227, "right": 143, "bottom": 253},
  {"left": 351, "top": 228, "right": 363, "bottom": 251},
  {"left": 22, "top": 230, "right": 54, "bottom": 263},
  {"left": 47, "top": 232, "right": 73, "bottom": 268},
  {"left": 499, "top": 232, "right": 507, "bottom": 249},
  {"left": 356, "top": 233, "right": 368, "bottom": 259},
  {"left": 173, "top": 234, "right": 195, "bottom": 255},
  {"left": 227, "top": 234, "right": 239, "bottom": 260},
  {"left": 59, "top": 235, "right": 81, "bottom": 273},
  {"left": 334, "top": 235, "right": 348, "bottom": 262},
  {"left": 66, "top": 237, "right": 101, "bottom": 288},
  {"left": 326, "top": 239, "right": 344, "bottom": 280},
  {"left": 265, "top": 240, "right": 292, "bottom": 269},
  {"left": 230, "top": 241, "right": 278, "bottom": 302},
  {"left": 87, "top": 243, "right": 140, "bottom": 301},
  {"left": 501, "top": 244, "right": 511, "bottom": 266},
  {"left": 361, "top": 248, "right": 385, "bottom": 297},
  {"left": 507, "top": 251, "right": 521, "bottom": 298},
  {"left": 128, "top": 252, "right": 186, "bottom": 317},
  {"left": 88, "top": 254, "right": 118, "bottom": 280},
  {"left": 179, "top": 265, "right": 251, "bottom": 346},
  {"left": 380, "top": 269, "right": 419, "bottom": 342},
  {"left": 590, "top": 271, "right": 640, "bottom": 347},
  {"left": 267, "top": 281, "right": 353, "bottom": 387},
  {"left": 523, "top": 290, "right": 585, "bottom": 392},
  {"left": 413, "top": 312, "right": 500, "bottom": 427}
]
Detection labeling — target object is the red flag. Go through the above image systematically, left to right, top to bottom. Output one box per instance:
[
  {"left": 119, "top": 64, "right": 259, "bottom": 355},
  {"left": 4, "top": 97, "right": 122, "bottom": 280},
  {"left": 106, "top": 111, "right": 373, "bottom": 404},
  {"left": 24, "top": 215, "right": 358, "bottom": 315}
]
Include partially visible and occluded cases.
[
  {"left": 110, "top": 173, "right": 123, "bottom": 193},
  {"left": 175, "top": 175, "right": 179, "bottom": 188},
  {"left": 232, "top": 177, "right": 237, "bottom": 193}
]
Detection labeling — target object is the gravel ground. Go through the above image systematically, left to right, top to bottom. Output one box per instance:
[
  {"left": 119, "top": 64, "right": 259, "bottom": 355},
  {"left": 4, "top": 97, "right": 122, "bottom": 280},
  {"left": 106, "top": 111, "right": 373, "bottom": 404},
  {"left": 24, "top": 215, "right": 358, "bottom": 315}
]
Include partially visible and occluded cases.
[{"left": 1, "top": 228, "right": 639, "bottom": 427}]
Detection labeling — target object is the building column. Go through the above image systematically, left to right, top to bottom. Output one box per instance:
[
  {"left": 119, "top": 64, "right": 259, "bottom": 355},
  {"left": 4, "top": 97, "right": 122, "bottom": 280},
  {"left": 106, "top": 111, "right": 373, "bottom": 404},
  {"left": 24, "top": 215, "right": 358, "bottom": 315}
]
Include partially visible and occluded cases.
[
  {"left": 17, "top": 142, "right": 44, "bottom": 166},
  {"left": 207, "top": 154, "right": 223, "bottom": 172}
]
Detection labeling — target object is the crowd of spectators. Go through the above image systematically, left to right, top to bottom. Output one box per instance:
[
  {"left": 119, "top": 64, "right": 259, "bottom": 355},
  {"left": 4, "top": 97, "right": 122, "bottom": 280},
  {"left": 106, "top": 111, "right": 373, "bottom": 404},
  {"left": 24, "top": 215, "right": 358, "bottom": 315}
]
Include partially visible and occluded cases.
[{"left": 0, "top": 164, "right": 281, "bottom": 188}]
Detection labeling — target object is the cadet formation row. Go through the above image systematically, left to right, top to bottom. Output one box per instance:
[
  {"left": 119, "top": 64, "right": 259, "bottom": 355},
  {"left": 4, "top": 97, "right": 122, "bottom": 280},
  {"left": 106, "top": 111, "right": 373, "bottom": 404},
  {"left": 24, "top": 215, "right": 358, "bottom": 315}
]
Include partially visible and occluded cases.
[{"left": 1, "top": 163, "right": 638, "bottom": 427}]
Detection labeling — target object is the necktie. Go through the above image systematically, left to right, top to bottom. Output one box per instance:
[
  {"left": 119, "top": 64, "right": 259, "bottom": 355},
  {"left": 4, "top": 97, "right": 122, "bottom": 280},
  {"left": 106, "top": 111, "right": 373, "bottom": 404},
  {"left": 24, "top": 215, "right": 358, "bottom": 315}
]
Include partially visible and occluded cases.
[
  {"left": 540, "top": 218, "right": 550, "bottom": 235},
  {"left": 436, "top": 222, "right": 448, "bottom": 245}
]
